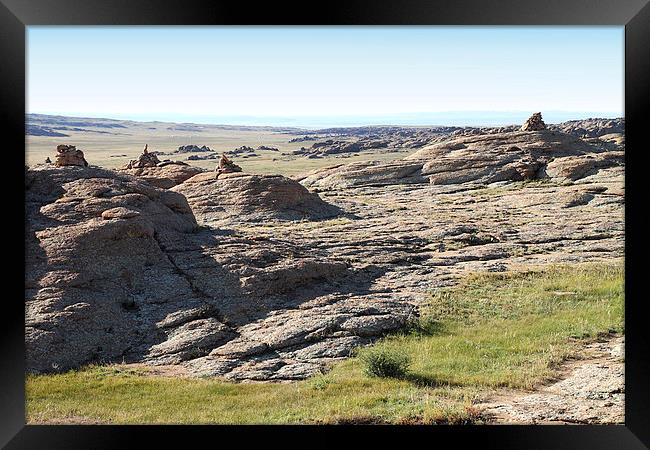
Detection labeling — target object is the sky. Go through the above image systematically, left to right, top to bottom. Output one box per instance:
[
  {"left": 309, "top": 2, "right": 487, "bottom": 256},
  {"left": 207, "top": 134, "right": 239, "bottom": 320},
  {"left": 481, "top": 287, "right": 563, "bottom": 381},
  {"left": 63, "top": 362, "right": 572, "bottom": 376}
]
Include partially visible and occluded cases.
[{"left": 27, "top": 26, "right": 624, "bottom": 127}]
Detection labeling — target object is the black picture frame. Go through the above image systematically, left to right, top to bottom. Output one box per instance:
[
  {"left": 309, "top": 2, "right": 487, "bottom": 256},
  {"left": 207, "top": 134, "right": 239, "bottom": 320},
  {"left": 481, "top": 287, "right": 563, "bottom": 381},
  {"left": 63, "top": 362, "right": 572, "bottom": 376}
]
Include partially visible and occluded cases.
[{"left": 4, "top": 0, "right": 649, "bottom": 448}]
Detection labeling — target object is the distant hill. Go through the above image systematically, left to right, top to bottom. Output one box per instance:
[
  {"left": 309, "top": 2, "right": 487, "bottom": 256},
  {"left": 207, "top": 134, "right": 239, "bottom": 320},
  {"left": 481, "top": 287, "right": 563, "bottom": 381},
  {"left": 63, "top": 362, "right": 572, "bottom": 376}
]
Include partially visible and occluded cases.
[
  {"left": 26, "top": 113, "right": 301, "bottom": 136},
  {"left": 26, "top": 124, "right": 69, "bottom": 137}
]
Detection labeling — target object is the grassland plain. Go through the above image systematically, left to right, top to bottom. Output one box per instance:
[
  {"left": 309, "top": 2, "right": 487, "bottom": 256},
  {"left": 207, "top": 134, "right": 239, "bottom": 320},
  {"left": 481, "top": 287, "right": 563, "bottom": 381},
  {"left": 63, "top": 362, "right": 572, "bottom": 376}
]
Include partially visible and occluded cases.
[
  {"left": 26, "top": 123, "right": 414, "bottom": 176},
  {"left": 26, "top": 263, "right": 623, "bottom": 425}
]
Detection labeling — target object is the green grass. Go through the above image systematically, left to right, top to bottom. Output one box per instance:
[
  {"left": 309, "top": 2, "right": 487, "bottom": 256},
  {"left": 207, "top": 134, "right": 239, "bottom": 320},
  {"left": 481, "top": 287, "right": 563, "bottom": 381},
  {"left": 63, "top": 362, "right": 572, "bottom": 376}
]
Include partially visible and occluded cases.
[{"left": 26, "top": 262, "right": 623, "bottom": 424}]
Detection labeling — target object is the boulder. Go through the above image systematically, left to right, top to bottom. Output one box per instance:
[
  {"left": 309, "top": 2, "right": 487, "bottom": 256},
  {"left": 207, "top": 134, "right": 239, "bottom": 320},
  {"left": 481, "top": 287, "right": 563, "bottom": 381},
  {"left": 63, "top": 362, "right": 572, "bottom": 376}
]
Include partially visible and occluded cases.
[
  {"left": 521, "top": 112, "right": 547, "bottom": 131},
  {"left": 124, "top": 144, "right": 160, "bottom": 169},
  {"left": 54, "top": 145, "right": 88, "bottom": 167},
  {"left": 216, "top": 154, "right": 242, "bottom": 175},
  {"left": 173, "top": 172, "right": 341, "bottom": 224}
]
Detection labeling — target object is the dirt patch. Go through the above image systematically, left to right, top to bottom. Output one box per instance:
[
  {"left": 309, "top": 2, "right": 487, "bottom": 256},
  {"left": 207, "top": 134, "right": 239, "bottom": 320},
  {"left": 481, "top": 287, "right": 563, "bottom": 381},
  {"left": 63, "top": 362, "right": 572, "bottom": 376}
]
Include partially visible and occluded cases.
[{"left": 476, "top": 334, "right": 624, "bottom": 424}]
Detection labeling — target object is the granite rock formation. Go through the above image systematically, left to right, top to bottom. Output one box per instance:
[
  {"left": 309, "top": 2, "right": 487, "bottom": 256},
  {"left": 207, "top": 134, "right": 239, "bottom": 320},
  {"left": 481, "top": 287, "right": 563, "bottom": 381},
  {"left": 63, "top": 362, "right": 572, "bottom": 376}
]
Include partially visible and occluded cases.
[
  {"left": 520, "top": 112, "right": 547, "bottom": 131},
  {"left": 549, "top": 118, "right": 624, "bottom": 139},
  {"left": 298, "top": 130, "right": 622, "bottom": 190},
  {"left": 54, "top": 145, "right": 88, "bottom": 167},
  {"left": 120, "top": 145, "right": 203, "bottom": 188},
  {"left": 124, "top": 145, "right": 160, "bottom": 169},
  {"left": 174, "top": 145, "right": 212, "bottom": 153},
  {"left": 216, "top": 154, "right": 242, "bottom": 175},
  {"left": 26, "top": 165, "right": 405, "bottom": 380},
  {"left": 172, "top": 172, "right": 342, "bottom": 224}
]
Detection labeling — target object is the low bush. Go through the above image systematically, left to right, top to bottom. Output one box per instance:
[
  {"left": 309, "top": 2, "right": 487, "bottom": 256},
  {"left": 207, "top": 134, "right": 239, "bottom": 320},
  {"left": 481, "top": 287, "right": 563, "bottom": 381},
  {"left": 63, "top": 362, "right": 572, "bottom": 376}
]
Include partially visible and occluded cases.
[{"left": 360, "top": 348, "right": 411, "bottom": 379}]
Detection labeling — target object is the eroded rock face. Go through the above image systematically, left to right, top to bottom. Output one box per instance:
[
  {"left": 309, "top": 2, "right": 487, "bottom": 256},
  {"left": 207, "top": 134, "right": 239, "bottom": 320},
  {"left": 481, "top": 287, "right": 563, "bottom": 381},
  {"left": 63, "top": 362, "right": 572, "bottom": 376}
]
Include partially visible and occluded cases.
[
  {"left": 520, "top": 112, "right": 547, "bottom": 131},
  {"left": 410, "top": 130, "right": 622, "bottom": 186},
  {"left": 54, "top": 145, "right": 88, "bottom": 167},
  {"left": 297, "top": 161, "right": 427, "bottom": 191},
  {"left": 25, "top": 165, "right": 199, "bottom": 372},
  {"left": 26, "top": 165, "right": 409, "bottom": 379},
  {"left": 172, "top": 172, "right": 342, "bottom": 224},
  {"left": 187, "top": 297, "right": 416, "bottom": 380}
]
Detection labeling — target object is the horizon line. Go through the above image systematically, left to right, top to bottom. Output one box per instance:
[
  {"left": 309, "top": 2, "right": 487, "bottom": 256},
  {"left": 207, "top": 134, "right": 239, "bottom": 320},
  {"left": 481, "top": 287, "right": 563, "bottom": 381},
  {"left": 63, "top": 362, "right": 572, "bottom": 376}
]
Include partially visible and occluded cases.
[{"left": 26, "top": 110, "right": 624, "bottom": 129}]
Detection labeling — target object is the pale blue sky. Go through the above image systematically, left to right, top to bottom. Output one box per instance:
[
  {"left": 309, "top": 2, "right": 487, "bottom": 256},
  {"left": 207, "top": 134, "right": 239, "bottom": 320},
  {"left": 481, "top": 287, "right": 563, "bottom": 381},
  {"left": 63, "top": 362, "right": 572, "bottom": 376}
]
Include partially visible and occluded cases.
[{"left": 27, "top": 26, "right": 624, "bottom": 127}]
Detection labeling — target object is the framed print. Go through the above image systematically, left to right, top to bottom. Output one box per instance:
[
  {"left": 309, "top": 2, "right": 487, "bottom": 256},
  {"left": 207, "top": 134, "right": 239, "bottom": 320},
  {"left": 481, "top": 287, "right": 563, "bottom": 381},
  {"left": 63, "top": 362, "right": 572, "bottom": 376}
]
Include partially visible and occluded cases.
[{"left": 3, "top": 0, "right": 649, "bottom": 447}]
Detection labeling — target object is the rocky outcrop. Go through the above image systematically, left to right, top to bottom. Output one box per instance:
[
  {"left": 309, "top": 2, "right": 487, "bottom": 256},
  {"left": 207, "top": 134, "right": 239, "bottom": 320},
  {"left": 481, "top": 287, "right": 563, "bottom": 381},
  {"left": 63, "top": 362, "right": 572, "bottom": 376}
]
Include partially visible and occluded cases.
[
  {"left": 520, "top": 112, "right": 547, "bottom": 131},
  {"left": 278, "top": 117, "right": 624, "bottom": 162},
  {"left": 549, "top": 118, "right": 624, "bottom": 139},
  {"left": 299, "top": 130, "right": 621, "bottom": 190},
  {"left": 410, "top": 130, "right": 616, "bottom": 186},
  {"left": 294, "top": 140, "right": 362, "bottom": 157},
  {"left": 54, "top": 145, "right": 88, "bottom": 167},
  {"left": 119, "top": 145, "right": 204, "bottom": 188},
  {"left": 124, "top": 145, "right": 160, "bottom": 169},
  {"left": 175, "top": 145, "right": 212, "bottom": 153},
  {"left": 227, "top": 146, "right": 255, "bottom": 156},
  {"left": 543, "top": 152, "right": 624, "bottom": 182},
  {"left": 187, "top": 153, "right": 218, "bottom": 161},
  {"left": 216, "top": 154, "right": 242, "bottom": 175},
  {"left": 297, "top": 161, "right": 427, "bottom": 191},
  {"left": 119, "top": 164, "right": 205, "bottom": 189},
  {"left": 25, "top": 165, "right": 199, "bottom": 372},
  {"left": 25, "top": 165, "right": 411, "bottom": 379},
  {"left": 172, "top": 172, "right": 342, "bottom": 224},
  {"left": 186, "top": 297, "right": 416, "bottom": 380}
]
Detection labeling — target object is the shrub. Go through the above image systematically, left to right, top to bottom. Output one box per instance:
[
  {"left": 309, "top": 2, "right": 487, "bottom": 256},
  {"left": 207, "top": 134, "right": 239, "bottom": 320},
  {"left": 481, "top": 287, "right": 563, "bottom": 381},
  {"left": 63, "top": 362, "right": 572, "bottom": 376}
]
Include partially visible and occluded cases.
[{"left": 360, "top": 348, "right": 411, "bottom": 379}]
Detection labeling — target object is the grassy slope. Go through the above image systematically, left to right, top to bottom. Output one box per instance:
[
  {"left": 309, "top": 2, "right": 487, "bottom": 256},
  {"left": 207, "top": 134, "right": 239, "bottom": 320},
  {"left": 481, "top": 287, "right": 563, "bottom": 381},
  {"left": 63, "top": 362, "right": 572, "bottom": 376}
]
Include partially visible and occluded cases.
[{"left": 26, "top": 263, "right": 624, "bottom": 424}]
